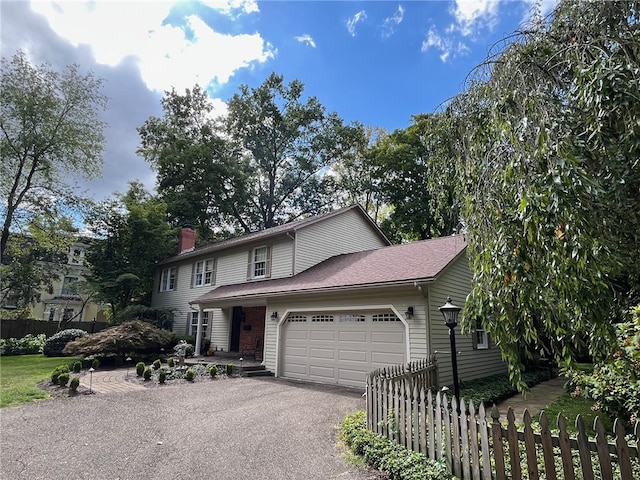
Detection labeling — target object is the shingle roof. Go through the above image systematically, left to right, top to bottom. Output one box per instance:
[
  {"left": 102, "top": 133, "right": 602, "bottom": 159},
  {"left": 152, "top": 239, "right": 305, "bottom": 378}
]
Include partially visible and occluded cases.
[
  {"left": 157, "top": 205, "right": 389, "bottom": 265},
  {"left": 192, "top": 234, "right": 468, "bottom": 304}
]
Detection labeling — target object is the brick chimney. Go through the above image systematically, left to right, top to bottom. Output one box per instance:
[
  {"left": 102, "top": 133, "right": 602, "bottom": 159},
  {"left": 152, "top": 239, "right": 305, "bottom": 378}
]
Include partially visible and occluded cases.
[{"left": 178, "top": 226, "right": 196, "bottom": 253}]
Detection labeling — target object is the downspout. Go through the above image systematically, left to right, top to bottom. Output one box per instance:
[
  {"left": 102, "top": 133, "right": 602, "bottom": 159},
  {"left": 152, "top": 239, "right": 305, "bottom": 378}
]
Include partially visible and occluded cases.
[
  {"left": 287, "top": 231, "right": 296, "bottom": 275},
  {"left": 415, "top": 281, "right": 431, "bottom": 357}
]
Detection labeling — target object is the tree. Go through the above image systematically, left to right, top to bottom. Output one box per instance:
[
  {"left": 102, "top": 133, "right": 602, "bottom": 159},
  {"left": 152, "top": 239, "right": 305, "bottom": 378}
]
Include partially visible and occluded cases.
[
  {"left": 449, "top": 0, "right": 640, "bottom": 387},
  {"left": 0, "top": 50, "right": 107, "bottom": 260},
  {"left": 225, "top": 73, "right": 360, "bottom": 231},
  {"left": 137, "top": 85, "right": 245, "bottom": 241},
  {"left": 371, "top": 113, "right": 460, "bottom": 243},
  {"left": 84, "top": 182, "right": 176, "bottom": 318}
]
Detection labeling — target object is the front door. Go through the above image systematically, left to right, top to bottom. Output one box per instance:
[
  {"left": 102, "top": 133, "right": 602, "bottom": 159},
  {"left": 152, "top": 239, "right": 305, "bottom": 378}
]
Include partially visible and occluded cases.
[{"left": 230, "top": 306, "right": 243, "bottom": 352}]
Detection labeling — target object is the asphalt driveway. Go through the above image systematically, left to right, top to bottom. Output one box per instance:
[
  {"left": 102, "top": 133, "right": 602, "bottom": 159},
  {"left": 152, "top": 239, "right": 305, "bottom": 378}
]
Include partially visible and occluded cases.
[{"left": 0, "top": 377, "right": 377, "bottom": 480}]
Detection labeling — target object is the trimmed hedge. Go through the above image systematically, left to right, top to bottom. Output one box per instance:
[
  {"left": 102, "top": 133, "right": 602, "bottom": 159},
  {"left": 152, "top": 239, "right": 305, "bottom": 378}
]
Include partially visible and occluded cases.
[
  {"left": 43, "top": 329, "right": 88, "bottom": 357},
  {"left": 458, "top": 369, "right": 554, "bottom": 406},
  {"left": 341, "top": 411, "right": 453, "bottom": 480}
]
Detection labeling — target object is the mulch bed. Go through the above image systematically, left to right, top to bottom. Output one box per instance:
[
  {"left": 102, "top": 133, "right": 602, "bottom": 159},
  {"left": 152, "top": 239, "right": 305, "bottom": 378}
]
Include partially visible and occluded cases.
[{"left": 36, "top": 380, "right": 92, "bottom": 399}]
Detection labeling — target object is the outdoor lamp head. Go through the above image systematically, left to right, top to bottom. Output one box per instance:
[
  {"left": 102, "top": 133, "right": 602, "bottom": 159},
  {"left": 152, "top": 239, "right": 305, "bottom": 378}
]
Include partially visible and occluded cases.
[{"left": 439, "top": 296, "right": 461, "bottom": 328}]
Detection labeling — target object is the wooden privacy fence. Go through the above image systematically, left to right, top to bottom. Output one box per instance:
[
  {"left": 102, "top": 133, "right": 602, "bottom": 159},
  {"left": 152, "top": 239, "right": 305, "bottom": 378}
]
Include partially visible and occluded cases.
[{"left": 366, "top": 362, "right": 639, "bottom": 479}]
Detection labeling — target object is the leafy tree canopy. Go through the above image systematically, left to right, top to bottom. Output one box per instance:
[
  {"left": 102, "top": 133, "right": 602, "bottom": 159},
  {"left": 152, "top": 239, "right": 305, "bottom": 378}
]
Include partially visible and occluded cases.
[
  {"left": 449, "top": 0, "right": 640, "bottom": 387},
  {"left": 0, "top": 50, "right": 107, "bottom": 260},
  {"left": 84, "top": 181, "right": 176, "bottom": 317}
]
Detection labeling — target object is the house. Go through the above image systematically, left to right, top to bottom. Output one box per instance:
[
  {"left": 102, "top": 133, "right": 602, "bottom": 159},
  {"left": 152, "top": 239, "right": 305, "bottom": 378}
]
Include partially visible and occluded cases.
[
  {"left": 151, "top": 205, "right": 390, "bottom": 352},
  {"left": 152, "top": 205, "right": 506, "bottom": 389},
  {"left": 1, "top": 239, "right": 109, "bottom": 323},
  {"left": 31, "top": 241, "right": 109, "bottom": 324}
]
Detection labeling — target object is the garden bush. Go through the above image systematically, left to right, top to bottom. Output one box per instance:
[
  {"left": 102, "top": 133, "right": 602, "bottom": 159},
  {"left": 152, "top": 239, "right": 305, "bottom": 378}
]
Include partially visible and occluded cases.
[
  {"left": 567, "top": 304, "right": 640, "bottom": 423},
  {"left": 113, "top": 305, "right": 174, "bottom": 330},
  {"left": 43, "top": 329, "right": 88, "bottom": 357},
  {"left": 0, "top": 334, "right": 46, "bottom": 356},
  {"left": 167, "top": 357, "right": 175, "bottom": 368},
  {"left": 91, "top": 358, "right": 100, "bottom": 369},
  {"left": 152, "top": 359, "right": 161, "bottom": 370},
  {"left": 72, "top": 361, "right": 82, "bottom": 373},
  {"left": 136, "top": 362, "right": 145, "bottom": 377},
  {"left": 51, "top": 364, "right": 70, "bottom": 384},
  {"left": 225, "top": 364, "right": 233, "bottom": 376},
  {"left": 209, "top": 365, "right": 217, "bottom": 377},
  {"left": 143, "top": 367, "right": 152, "bottom": 381},
  {"left": 185, "top": 368, "right": 195, "bottom": 381},
  {"left": 158, "top": 369, "right": 166, "bottom": 384},
  {"left": 458, "top": 369, "right": 553, "bottom": 406},
  {"left": 57, "top": 372, "right": 70, "bottom": 386},
  {"left": 70, "top": 377, "right": 80, "bottom": 391},
  {"left": 341, "top": 411, "right": 452, "bottom": 480}
]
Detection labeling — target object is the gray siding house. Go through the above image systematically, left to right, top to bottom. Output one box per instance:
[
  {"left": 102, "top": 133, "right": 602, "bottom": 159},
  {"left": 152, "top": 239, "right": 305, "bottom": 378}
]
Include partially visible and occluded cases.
[{"left": 152, "top": 205, "right": 506, "bottom": 389}]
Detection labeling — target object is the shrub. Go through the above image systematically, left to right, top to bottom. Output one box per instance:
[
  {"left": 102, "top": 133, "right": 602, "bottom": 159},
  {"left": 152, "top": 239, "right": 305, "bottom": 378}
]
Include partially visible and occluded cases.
[
  {"left": 567, "top": 304, "right": 640, "bottom": 423},
  {"left": 113, "top": 305, "right": 174, "bottom": 330},
  {"left": 43, "top": 329, "right": 88, "bottom": 357},
  {"left": 0, "top": 334, "right": 47, "bottom": 356},
  {"left": 167, "top": 357, "right": 175, "bottom": 368},
  {"left": 92, "top": 358, "right": 100, "bottom": 369},
  {"left": 152, "top": 359, "right": 161, "bottom": 370},
  {"left": 72, "top": 361, "right": 82, "bottom": 373},
  {"left": 136, "top": 362, "right": 145, "bottom": 377},
  {"left": 225, "top": 364, "right": 233, "bottom": 376},
  {"left": 51, "top": 365, "right": 69, "bottom": 383},
  {"left": 209, "top": 365, "right": 217, "bottom": 377},
  {"left": 143, "top": 367, "right": 152, "bottom": 381},
  {"left": 185, "top": 368, "right": 195, "bottom": 381},
  {"left": 458, "top": 368, "right": 553, "bottom": 406},
  {"left": 158, "top": 369, "right": 166, "bottom": 384},
  {"left": 57, "top": 372, "right": 70, "bottom": 387},
  {"left": 70, "top": 377, "right": 80, "bottom": 391},
  {"left": 341, "top": 411, "right": 452, "bottom": 480}
]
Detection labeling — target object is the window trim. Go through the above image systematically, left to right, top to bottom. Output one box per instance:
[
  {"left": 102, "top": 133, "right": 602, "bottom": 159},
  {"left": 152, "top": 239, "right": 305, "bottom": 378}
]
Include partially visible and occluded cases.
[
  {"left": 247, "top": 245, "right": 271, "bottom": 280},
  {"left": 193, "top": 258, "right": 216, "bottom": 287},
  {"left": 160, "top": 267, "right": 177, "bottom": 292},
  {"left": 61, "top": 276, "right": 79, "bottom": 296},
  {"left": 189, "top": 311, "right": 209, "bottom": 336},
  {"left": 475, "top": 318, "right": 489, "bottom": 350}
]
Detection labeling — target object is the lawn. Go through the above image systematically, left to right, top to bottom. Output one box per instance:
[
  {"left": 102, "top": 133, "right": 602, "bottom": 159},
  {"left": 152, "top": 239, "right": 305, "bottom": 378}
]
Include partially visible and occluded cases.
[
  {"left": 0, "top": 355, "right": 81, "bottom": 407},
  {"left": 542, "top": 392, "right": 613, "bottom": 437}
]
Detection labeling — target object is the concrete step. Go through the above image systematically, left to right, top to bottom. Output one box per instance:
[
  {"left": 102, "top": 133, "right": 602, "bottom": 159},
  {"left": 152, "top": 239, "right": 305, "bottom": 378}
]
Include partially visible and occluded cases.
[{"left": 242, "top": 369, "right": 274, "bottom": 378}]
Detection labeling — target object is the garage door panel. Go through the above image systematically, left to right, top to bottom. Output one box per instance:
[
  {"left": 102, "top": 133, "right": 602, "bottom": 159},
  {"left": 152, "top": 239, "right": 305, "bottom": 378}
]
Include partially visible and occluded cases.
[
  {"left": 286, "top": 330, "right": 309, "bottom": 340},
  {"left": 310, "top": 330, "right": 335, "bottom": 341},
  {"left": 338, "top": 331, "right": 367, "bottom": 342},
  {"left": 371, "top": 331, "right": 404, "bottom": 344},
  {"left": 284, "top": 346, "right": 307, "bottom": 357},
  {"left": 310, "top": 347, "right": 335, "bottom": 360},
  {"left": 339, "top": 349, "right": 367, "bottom": 362},
  {"left": 372, "top": 351, "right": 406, "bottom": 365},
  {"left": 284, "top": 363, "right": 308, "bottom": 375},
  {"left": 309, "top": 365, "right": 335, "bottom": 381},
  {"left": 338, "top": 368, "right": 368, "bottom": 386}
]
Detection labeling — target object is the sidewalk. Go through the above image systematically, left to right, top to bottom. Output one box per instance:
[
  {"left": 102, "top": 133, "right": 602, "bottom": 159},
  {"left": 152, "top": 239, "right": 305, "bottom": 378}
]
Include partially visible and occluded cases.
[
  {"left": 79, "top": 368, "right": 146, "bottom": 394},
  {"left": 490, "top": 376, "right": 567, "bottom": 422}
]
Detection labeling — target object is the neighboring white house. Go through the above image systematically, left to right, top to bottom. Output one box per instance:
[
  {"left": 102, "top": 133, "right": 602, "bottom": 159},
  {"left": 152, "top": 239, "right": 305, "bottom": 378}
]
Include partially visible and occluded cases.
[{"left": 151, "top": 205, "right": 506, "bottom": 388}]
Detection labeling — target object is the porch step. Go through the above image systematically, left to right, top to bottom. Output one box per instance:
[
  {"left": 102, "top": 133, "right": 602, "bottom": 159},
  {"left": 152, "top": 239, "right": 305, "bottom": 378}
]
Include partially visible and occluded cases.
[{"left": 240, "top": 365, "right": 273, "bottom": 377}]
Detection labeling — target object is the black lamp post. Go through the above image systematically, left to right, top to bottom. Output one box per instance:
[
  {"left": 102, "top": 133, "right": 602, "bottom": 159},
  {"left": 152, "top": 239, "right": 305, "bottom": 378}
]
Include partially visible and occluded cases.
[{"left": 439, "top": 296, "right": 462, "bottom": 402}]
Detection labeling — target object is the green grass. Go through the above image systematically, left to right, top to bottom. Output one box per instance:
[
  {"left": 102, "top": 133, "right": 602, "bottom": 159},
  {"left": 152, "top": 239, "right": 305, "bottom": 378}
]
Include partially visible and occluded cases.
[
  {"left": 0, "top": 354, "right": 81, "bottom": 407},
  {"left": 541, "top": 392, "right": 613, "bottom": 437}
]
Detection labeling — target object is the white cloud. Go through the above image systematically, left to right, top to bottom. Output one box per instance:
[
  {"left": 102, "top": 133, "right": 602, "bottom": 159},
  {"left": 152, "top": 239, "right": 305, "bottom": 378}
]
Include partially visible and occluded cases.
[
  {"left": 201, "top": 0, "right": 259, "bottom": 15},
  {"left": 450, "top": 0, "right": 502, "bottom": 36},
  {"left": 30, "top": 1, "right": 274, "bottom": 93},
  {"left": 381, "top": 5, "right": 404, "bottom": 38},
  {"left": 346, "top": 10, "right": 367, "bottom": 37},
  {"left": 421, "top": 26, "right": 469, "bottom": 63},
  {"left": 295, "top": 34, "right": 316, "bottom": 48}
]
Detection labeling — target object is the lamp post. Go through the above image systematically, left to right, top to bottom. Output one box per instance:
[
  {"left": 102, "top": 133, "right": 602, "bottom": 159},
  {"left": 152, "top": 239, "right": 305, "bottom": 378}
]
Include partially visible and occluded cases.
[
  {"left": 439, "top": 296, "right": 462, "bottom": 403},
  {"left": 126, "top": 357, "right": 132, "bottom": 377},
  {"left": 88, "top": 367, "right": 95, "bottom": 394}
]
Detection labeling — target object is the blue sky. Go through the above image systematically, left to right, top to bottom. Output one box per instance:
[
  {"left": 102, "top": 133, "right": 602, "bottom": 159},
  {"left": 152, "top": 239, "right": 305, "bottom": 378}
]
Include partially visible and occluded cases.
[{"left": 1, "top": 0, "right": 556, "bottom": 202}]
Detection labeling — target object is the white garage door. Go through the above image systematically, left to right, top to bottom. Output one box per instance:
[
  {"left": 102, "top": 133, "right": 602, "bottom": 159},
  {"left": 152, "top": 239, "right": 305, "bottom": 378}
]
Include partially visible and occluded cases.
[{"left": 281, "top": 312, "right": 406, "bottom": 388}]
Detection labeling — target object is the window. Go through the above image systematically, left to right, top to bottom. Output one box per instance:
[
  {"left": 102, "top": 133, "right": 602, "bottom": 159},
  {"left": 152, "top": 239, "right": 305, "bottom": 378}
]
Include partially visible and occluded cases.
[
  {"left": 248, "top": 246, "right": 271, "bottom": 279},
  {"left": 69, "top": 247, "right": 84, "bottom": 265},
  {"left": 193, "top": 259, "right": 215, "bottom": 287},
  {"left": 160, "top": 267, "right": 176, "bottom": 292},
  {"left": 61, "top": 276, "right": 79, "bottom": 296},
  {"left": 48, "top": 308, "right": 56, "bottom": 322},
  {"left": 63, "top": 308, "right": 75, "bottom": 322},
  {"left": 189, "top": 311, "right": 209, "bottom": 336},
  {"left": 372, "top": 313, "right": 400, "bottom": 322},
  {"left": 340, "top": 314, "right": 365, "bottom": 323},
  {"left": 287, "top": 315, "right": 307, "bottom": 323},
  {"left": 311, "top": 315, "right": 334, "bottom": 322},
  {"left": 475, "top": 318, "right": 489, "bottom": 349}
]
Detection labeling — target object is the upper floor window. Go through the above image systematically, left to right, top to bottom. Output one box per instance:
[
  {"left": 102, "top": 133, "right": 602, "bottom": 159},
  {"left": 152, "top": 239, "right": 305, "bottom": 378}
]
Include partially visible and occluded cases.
[
  {"left": 248, "top": 246, "right": 271, "bottom": 279},
  {"left": 69, "top": 247, "right": 84, "bottom": 265},
  {"left": 193, "top": 259, "right": 216, "bottom": 287},
  {"left": 160, "top": 267, "right": 176, "bottom": 292},
  {"left": 61, "top": 276, "right": 79, "bottom": 296},
  {"left": 475, "top": 318, "right": 489, "bottom": 349}
]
